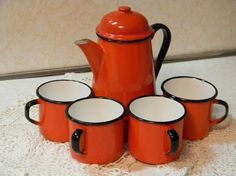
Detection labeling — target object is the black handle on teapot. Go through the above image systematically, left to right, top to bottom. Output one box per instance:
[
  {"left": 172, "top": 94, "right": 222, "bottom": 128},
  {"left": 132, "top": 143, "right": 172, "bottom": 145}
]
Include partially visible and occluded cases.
[{"left": 151, "top": 23, "right": 171, "bottom": 78}]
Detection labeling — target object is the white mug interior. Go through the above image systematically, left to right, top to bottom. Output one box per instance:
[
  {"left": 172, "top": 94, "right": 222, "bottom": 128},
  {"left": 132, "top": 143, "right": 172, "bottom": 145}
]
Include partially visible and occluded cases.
[
  {"left": 162, "top": 77, "right": 217, "bottom": 101},
  {"left": 37, "top": 80, "right": 92, "bottom": 103},
  {"left": 129, "top": 96, "right": 185, "bottom": 123},
  {"left": 67, "top": 98, "right": 124, "bottom": 123}
]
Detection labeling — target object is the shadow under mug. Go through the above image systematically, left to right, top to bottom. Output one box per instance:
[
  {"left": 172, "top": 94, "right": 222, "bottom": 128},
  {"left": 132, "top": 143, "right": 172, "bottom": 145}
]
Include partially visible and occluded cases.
[
  {"left": 161, "top": 76, "right": 229, "bottom": 140},
  {"left": 24, "top": 79, "right": 93, "bottom": 142},
  {"left": 128, "top": 95, "right": 186, "bottom": 164},
  {"left": 66, "top": 97, "right": 125, "bottom": 164}
]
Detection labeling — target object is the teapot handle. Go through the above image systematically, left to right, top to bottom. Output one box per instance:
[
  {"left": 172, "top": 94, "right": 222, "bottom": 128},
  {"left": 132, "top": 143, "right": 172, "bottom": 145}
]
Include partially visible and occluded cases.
[{"left": 151, "top": 23, "right": 171, "bottom": 78}]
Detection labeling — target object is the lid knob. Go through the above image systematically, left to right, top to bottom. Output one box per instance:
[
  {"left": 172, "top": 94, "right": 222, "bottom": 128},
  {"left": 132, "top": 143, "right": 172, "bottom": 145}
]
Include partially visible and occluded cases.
[{"left": 119, "top": 6, "right": 131, "bottom": 12}]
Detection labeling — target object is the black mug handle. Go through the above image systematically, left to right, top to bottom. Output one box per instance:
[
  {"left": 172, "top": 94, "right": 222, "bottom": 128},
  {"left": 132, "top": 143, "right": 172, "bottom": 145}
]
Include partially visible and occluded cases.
[
  {"left": 151, "top": 23, "right": 171, "bottom": 78},
  {"left": 25, "top": 99, "right": 39, "bottom": 125},
  {"left": 210, "top": 99, "right": 229, "bottom": 126},
  {"left": 72, "top": 129, "right": 84, "bottom": 154},
  {"left": 167, "top": 129, "right": 179, "bottom": 155}
]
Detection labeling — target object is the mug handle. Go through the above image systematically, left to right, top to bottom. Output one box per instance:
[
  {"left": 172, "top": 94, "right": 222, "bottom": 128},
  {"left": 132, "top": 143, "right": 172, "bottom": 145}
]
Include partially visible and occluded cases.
[
  {"left": 151, "top": 23, "right": 171, "bottom": 78},
  {"left": 25, "top": 99, "right": 40, "bottom": 125},
  {"left": 210, "top": 99, "right": 229, "bottom": 126},
  {"left": 72, "top": 129, "right": 84, "bottom": 154},
  {"left": 167, "top": 129, "right": 179, "bottom": 155}
]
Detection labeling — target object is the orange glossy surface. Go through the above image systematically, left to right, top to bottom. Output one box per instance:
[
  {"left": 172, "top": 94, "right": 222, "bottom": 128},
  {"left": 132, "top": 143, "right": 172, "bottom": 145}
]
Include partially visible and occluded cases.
[
  {"left": 96, "top": 6, "right": 153, "bottom": 41},
  {"left": 76, "top": 7, "right": 171, "bottom": 107},
  {"left": 93, "top": 38, "right": 156, "bottom": 106},
  {"left": 38, "top": 99, "right": 69, "bottom": 142},
  {"left": 182, "top": 99, "right": 227, "bottom": 140},
  {"left": 182, "top": 101, "right": 211, "bottom": 140},
  {"left": 128, "top": 116, "right": 184, "bottom": 164},
  {"left": 69, "top": 119, "right": 124, "bottom": 164}
]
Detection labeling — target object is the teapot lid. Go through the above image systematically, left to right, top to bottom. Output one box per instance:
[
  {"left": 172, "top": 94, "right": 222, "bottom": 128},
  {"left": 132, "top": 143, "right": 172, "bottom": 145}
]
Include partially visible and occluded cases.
[{"left": 96, "top": 6, "right": 154, "bottom": 41}]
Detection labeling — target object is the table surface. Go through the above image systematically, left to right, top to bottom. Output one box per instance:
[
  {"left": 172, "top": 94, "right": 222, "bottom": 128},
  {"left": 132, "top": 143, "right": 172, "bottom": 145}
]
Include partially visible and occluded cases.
[{"left": 0, "top": 56, "right": 236, "bottom": 176}]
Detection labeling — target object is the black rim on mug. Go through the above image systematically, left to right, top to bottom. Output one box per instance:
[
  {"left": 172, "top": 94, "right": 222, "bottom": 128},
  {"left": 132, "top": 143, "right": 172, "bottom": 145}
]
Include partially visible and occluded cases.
[
  {"left": 161, "top": 76, "right": 218, "bottom": 102},
  {"left": 36, "top": 79, "right": 94, "bottom": 104},
  {"left": 128, "top": 95, "right": 186, "bottom": 124},
  {"left": 66, "top": 97, "right": 126, "bottom": 126}
]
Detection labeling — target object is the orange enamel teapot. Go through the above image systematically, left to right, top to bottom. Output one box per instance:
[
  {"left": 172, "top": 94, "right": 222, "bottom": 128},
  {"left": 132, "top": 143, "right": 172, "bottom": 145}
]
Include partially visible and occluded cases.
[{"left": 76, "top": 6, "right": 171, "bottom": 106}]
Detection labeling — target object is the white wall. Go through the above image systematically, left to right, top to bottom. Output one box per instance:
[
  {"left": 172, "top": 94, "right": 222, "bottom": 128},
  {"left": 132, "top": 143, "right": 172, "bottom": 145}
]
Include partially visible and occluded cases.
[{"left": 0, "top": 0, "right": 235, "bottom": 75}]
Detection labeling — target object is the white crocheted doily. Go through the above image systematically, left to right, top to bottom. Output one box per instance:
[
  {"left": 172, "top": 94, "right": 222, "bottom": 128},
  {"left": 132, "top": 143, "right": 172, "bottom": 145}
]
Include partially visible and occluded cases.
[{"left": 0, "top": 73, "right": 236, "bottom": 176}]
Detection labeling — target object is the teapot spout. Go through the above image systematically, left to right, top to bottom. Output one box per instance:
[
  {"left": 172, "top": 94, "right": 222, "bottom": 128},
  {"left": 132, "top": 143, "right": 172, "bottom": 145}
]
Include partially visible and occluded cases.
[{"left": 75, "top": 39, "right": 103, "bottom": 81}]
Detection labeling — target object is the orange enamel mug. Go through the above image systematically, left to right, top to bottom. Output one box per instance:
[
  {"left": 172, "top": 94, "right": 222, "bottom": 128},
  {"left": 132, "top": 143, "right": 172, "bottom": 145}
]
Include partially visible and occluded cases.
[
  {"left": 161, "top": 76, "right": 229, "bottom": 140},
  {"left": 24, "top": 80, "right": 93, "bottom": 142},
  {"left": 128, "top": 95, "right": 186, "bottom": 164},
  {"left": 66, "top": 97, "right": 125, "bottom": 164}
]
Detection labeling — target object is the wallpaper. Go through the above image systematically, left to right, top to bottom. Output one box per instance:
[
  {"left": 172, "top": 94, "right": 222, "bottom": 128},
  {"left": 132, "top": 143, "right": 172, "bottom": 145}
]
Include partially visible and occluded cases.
[{"left": 0, "top": 0, "right": 235, "bottom": 74}]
